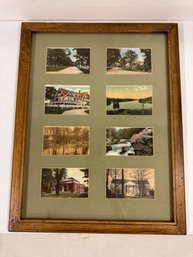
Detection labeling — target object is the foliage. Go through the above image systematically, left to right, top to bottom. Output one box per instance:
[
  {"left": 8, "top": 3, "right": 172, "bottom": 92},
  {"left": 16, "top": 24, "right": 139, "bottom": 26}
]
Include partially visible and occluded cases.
[
  {"left": 46, "top": 48, "right": 73, "bottom": 69},
  {"left": 74, "top": 48, "right": 90, "bottom": 66},
  {"left": 107, "top": 48, "right": 121, "bottom": 67},
  {"left": 107, "top": 48, "right": 151, "bottom": 73},
  {"left": 123, "top": 49, "right": 138, "bottom": 69},
  {"left": 140, "top": 49, "right": 151, "bottom": 71},
  {"left": 45, "top": 86, "right": 57, "bottom": 101},
  {"left": 106, "top": 97, "right": 112, "bottom": 106},
  {"left": 45, "top": 106, "right": 65, "bottom": 114},
  {"left": 107, "top": 108, "right": 152, "bottom": 115},
  {"left": 43, "top": 127, "right": 89, "bottom": 155},
  {"left": 107, "top": 127, "right": 144, "bottom": 141},
  {"left": 42, "top": 168, "right": 67, "bottom": 196},
  {"left": 55, "top": 168, "right": 67, "bottom": 195},
  {"left": 80, "top": 168, "right": 89, "bottom": 185},
  {"left": 106, "top": 168, "right": 153, "bottom": 198},
  {"left": 106, "top": 168, "right": 124, "bottom": 198},
  {"left": 128, "top": 168, "right": 153, "bottom": 198}
]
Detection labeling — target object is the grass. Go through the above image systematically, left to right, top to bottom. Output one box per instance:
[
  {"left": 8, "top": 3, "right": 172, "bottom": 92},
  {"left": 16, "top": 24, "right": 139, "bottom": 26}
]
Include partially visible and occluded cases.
[
  {"left": 45, "top": 106, "right": 65, "bottom": 114},
  {"left": 45, "top": 106, "right": 90, "bottom": 115},
  {"left": 107, "top": 108, "right": 152, "bottom": 115},
  {"left": 42, "top": 192, "right": 88, "bottom": 198}
]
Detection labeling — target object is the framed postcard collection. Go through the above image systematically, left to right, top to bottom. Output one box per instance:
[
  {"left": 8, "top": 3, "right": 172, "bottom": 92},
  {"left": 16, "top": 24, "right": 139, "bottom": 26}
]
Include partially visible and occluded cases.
[{"left": 9, "top": 23, "right": 186, "bottom": 234}]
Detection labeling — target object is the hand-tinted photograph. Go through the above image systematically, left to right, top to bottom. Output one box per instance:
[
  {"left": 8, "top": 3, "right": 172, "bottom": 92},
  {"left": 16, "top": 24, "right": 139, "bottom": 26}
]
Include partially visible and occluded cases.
[
  {"left": 46, "top": 47, "right": 90, "bottom": 74},
  {"left": 107, "top": 48, "right": 151, "bottom": 74},
  {"left": 45, "top": 85, "right": 90, "bottom": 115},
  {"left": 106, "top": 85, "right": 152, "bottom": 115},
  {"left": 43, "top": 126, "right": 90, "bottom": 156},
  {"left": 106, "top": 127, "right": 153, "bottom": 156},
  {"left": 41, "top": 168, "right": 89, "bottom": 198},
  {"left": 106, "top": 168, "right": 155, "bottom": 199}
]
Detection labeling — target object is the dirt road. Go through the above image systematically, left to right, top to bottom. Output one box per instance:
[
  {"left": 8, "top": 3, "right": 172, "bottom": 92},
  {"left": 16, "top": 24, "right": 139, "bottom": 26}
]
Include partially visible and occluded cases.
[
  {"left": 47, "top": 67, "right": 83, "bottom": 74},
  {"left": 107, "top": 68, "right": 150, "bottom": 75},
  {"left": 63, "top": 109, "right": 88, "bottom": 115}
]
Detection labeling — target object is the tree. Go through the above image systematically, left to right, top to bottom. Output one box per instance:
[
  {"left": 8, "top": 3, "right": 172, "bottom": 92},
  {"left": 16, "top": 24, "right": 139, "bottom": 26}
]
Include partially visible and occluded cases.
[
  {"left": 47, "top": 48, "right": 73, "bottom": 68},
  {"left": 64, "top": 48, "right": 71, "bottom": 57},
  {"left": 74, "top": 48, "right": 90, "bottom": 66},
  {"left": 107, "top": 48, "right": 121, "bottom": 67},
  {"left": 140, "top": 49, "right": 151, "bottom": 72},
  {"left": 124, "top": 50, "right": 138, "bottom": 70},
  {"left": 45, "top": 86, "right": 57, "bottom": 101},
  {"left": 106, "top": 97, "right": 112, "bottom": 106},
  {"left": 139, "top": 98, "right": 145, "bottom": 110},
  {"left": 113, "top": 99, "right": 120, "bottom": 109},
  {"left": 81, "top": 127, "right": 89, "bottom": 143},
  {"left": 106, "top": 127, "right": 116, "bottom": 141},
  {"left": 113, "top": 128, "right": 144, "bottom": 141},
  {"left": 114, "top": 128, "right": 128, "bottom": 140},
  {"left": 41, "top": 168, "right": 67, "bottom": 195},
  {"left": 41, "top": 168, "right": 54, "bottom": 193},
  {"left": 54, "top": 168, "right": 67, "bottom": 196},
  {"left": 80, "top": 168, "right": 89, "bottom": 184},
  {"left": 80, "top": 168, "right": 89, "bottom": 192},
  {"left": 106, "top": 168, "right": 122, "bottom": 197},
  {"left": 121, "top": 168, "right": 124, "bottom": 198},
  {"left": 128, "top": 168, "right": 153, "bottom": 197},
  {"left": 106, "top": 169, "right": 111, "bottom": 197}
]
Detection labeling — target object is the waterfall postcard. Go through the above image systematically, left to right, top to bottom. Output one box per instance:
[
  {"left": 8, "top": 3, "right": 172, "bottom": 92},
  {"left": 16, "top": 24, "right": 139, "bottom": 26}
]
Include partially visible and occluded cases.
[
  {"left": 46, "top": 47, "right": 90, "bottom": 74},
  {"left": 107, "top": 48, "right": 151, "bottom": 74},
  {"left": 44, "top": 85, "right": 90, "bottom": 115},
  {"left": 106, "top": 85, "right": 152, "bottom": 115},
  {"left": 42, "top": 126, "right": 90, "bottom": 156},
  {"left": 106, "top": 127, "right": 153, "bottom": 156},
  {"left": 41, "top": 168, "right": 89, "bottom": 198},
  {"left": 106, "top": 168, "right": 155, "bottom": 199}
]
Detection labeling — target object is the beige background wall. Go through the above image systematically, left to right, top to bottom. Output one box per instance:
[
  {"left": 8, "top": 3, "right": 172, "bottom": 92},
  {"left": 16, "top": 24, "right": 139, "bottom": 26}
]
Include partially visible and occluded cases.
[{"left": 0, "top": 1, "right": 193, "bottom": 256}]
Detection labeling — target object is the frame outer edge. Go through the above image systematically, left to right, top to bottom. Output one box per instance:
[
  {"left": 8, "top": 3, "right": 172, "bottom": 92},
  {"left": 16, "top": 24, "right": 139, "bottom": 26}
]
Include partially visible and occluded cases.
[
  {"left": 8, "top": 22, "right": 186, "bottom": 234},
  {"left": 9, "top": 23, "right": 32, "bottom": 231},
  {"left": 168, "top": 24, "right": 186, "bottom": 234}
]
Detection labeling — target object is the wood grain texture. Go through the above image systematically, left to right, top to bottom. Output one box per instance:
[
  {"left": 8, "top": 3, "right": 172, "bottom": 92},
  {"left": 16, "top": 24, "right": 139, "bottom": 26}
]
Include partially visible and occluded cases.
[
  {"left": 9, "top": 23, "right": 186, "bottom": 234},
  {"left": 167, "top": 24, "right": 186, "bottom": 234}
]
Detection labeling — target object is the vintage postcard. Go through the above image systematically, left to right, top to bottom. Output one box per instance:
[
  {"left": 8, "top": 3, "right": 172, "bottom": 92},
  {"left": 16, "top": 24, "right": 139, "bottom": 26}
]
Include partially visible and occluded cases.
[
  {"left": 46, "top": 47, "right": 90, "bottom": 74},
  {"left": 107, "top": 48, "right": 151, "bottom": 74},
  {"left": 45, "top": 85, "right": 90, "bottom": 115},
  {"left": 106, "top": 85, "right": 152, "bottom": 115},
  {"left": 42, "top": 126, "right": 90, "bottom": 155},
  {"left": 106, "top": 127, "right": 153, "bottom": 156},
  {"left": 41, "top": 168, "right": 89, "bottom": 198},
  {"left": 106, "top": 168, "right": 155, "bottom": 199}
]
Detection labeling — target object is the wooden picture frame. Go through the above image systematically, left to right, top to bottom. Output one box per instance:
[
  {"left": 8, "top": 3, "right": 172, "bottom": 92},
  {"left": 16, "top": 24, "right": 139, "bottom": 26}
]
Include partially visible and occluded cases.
[{"left": 9, "top": 22, "right": 186, "bottom": 234}]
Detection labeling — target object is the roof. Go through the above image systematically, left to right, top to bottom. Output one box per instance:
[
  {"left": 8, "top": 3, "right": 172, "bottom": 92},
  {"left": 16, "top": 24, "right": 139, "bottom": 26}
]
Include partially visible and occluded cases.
[
  {"left": 58, "top": 88, "right": 88, "bottom": 98},
  {"left": 58, "top": 88, "right": 78, "bottom": 97},
  {"left": 60, "top": 177, "right": 81, "bottom": 184}
]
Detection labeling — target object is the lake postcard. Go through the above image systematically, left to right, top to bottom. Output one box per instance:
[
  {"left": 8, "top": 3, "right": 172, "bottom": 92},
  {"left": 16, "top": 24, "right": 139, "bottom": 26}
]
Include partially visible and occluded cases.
[{"left": 106, "top": 85, "right": 152, "bottom": 115}]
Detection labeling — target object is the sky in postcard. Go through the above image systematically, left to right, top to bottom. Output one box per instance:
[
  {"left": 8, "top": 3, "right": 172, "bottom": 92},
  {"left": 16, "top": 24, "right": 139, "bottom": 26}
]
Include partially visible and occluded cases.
[
  {"left": 47, "top": 48, "right": 89, "bottom": 62},
  {"left": 64, "top": 48, "right": 78, "bottom": 62},
  {"left": 119, "top": 48, "right": 148, "bottom": 62},
  {"left": 46, "top": 85, "right": 90, "bottom": 93},
  {"left": 106, "top": 85, "right": 152, "bottom": 99},
  {"left": 64, "top": 168, "right": 88, "bottom": 185},
  {"left": 108, "top": 168, "right": 155, "bottom": 189}
]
